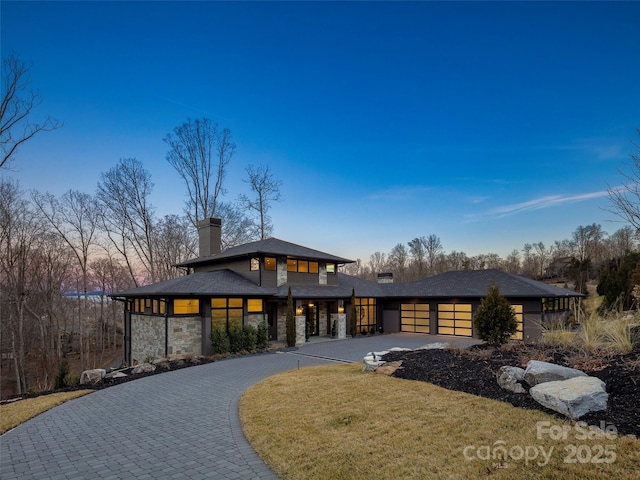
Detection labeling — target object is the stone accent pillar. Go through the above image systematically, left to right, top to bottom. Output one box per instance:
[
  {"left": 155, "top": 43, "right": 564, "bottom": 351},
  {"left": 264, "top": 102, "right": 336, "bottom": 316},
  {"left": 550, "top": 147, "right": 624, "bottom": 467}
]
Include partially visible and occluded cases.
[
  {"left": 277, "top": 257, "right": 288, "bottom": 286},
  {"left": 337, "top": 314, "right": 347, "bottom": 339},
  {"left": 295, "top": 316, "right": 306, "bottom": 346}
]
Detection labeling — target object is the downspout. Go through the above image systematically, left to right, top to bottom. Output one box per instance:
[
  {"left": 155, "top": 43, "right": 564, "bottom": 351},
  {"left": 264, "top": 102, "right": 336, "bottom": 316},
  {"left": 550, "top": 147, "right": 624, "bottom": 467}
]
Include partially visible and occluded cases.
[{"left": 164, "top": 299, "right": 169, "bottom": 358}]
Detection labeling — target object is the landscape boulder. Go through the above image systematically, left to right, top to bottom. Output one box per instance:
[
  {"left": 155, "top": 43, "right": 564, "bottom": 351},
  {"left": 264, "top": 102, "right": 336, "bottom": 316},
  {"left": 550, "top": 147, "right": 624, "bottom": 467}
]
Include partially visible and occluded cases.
[
  {"left": 417, "top": 342, "right": 449, "bottom": 350},
  {"left": 524, "top": 360, "right": 587, "bottom": 387},
  {"left": 375, "top": 361, "right": 403, "bottom": 376},
  {"left": 131, "top": 363, "right": 156, "bottom": 375},
  {"left": 496, "top": 366, "right": 526, "bottom": 394},
  {"left": 80, "top": 369, "right": 106, "bottom": 385},
  {"left": 529, "top": 376, "right": 608, "bottom": 419}
]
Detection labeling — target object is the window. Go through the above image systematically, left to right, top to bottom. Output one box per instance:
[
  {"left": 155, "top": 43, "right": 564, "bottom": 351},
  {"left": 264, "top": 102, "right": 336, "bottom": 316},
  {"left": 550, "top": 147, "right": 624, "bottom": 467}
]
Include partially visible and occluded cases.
[
  {"left": 265, "top": 257, "right": 276, "bottom": 271},
  {"left": 250, "top": 258, "right": 259, "bottom": 271},
  {"left": 287, "top": 258, "right": 297, "bottom": 272},
  {"left": 298, "top": 260, "right": 308, "bottom": 273},
  {"left": 309, "top": 261, "right": 318, "bottom": 273},
  {"left": 326, "top": 263, "right": 336, "bottom": 274},
  {"left": 212, "top": 298, "right": 243, "bottom": 330},
  {"left": 354, "top": 298, "right": 376, "bottom": 333},
  {"left": 152, "top": 299, "right": 166, "bottom": 315},
  {"left": 174, "top": 299, "right": 200, "bottom": 315},
  {"left": 247, "top": 299, "right": 263, "bottom": 313},
  {"left": 401, "top": 303, "right": 430, "bottom": 333},
  {"left": 437, "top": 303, "right": 472, "bottom": 336},
  {"left": 511, "top": 304, "right": 523, "bottom": 340}
]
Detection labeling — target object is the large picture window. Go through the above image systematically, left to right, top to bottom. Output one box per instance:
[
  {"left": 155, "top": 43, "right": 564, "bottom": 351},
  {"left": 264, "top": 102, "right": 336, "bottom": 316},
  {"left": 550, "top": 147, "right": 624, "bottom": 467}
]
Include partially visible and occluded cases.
[
  {"left": 212, "top": 297, "right": 243, "bottom": 330},
  {"left": 355, "top": 297, "right": 376, "bottom": 334},
  {"left": 174, "top": 299, "right": 200, "bottom": 315},
  {"left": 401, "top": 303, "right": 430, "bottom": 333},
  {"left": 437, "top": 303, "right": 472, "bottom": 337}
]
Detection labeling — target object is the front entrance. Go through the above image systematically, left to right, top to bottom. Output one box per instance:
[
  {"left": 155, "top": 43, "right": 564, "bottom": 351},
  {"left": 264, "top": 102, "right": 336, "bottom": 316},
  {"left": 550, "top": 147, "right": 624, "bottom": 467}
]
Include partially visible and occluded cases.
[
  {"left": 303, "top": 302, "right": 319, "bottom": 337},
  {"left": 268, "top": 303, "right": 278, "bottom": 340}
]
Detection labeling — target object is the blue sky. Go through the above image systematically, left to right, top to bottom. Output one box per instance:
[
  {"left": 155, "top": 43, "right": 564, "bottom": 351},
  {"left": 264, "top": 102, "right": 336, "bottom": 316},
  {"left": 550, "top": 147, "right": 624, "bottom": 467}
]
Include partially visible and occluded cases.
[{"left": 2, "top": 1, "right": 639, "bottom": 262}]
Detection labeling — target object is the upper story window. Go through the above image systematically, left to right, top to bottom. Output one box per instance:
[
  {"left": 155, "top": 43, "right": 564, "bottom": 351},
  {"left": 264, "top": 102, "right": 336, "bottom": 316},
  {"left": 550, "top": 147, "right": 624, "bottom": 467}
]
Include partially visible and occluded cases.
[
  {"left": 265, "top": 257, "right": 276, "bottom": 270},
  {"left": 250, "top": 258, "right": 259, "bottom": 271},
  {"left": 286, "top": 258, "right": 320, "bottom": 273},
  {"left": 287, "top": 258, "right": 297, "bottom": 272},
  {"left": 326, "top": 263, "right": 336, "bottom": 274}
]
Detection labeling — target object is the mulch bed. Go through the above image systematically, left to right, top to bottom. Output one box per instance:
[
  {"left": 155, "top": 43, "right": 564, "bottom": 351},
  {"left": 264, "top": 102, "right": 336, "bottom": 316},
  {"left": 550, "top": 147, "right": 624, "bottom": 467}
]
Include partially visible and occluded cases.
[{"left": 382, "top": 343, "right": 640, "bottom": 438}]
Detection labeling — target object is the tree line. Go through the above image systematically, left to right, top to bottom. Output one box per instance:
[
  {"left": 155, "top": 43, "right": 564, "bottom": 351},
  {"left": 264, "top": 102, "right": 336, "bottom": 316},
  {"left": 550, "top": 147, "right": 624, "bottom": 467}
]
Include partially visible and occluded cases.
[
  {"left": 1, "top": 53, "right": 282, "bottom": 397},
  {"left": 342, "top": 224, "right": 637, "bottom": 286}
]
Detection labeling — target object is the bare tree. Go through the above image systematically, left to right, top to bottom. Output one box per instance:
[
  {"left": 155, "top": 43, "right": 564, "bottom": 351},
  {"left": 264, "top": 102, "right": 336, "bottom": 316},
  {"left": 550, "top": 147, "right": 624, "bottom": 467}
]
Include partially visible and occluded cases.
[
  {"left": 1, "top": 52, "right": 61, "bottom": 169},
  {"left": 164, "top": 118, "right": 235, "bottom": 226},
  {"left": 607, "top": 129, "right": 640, "bottom": 233},
  {"left": 96, "top": 158, "right": 156, "bottom": 285},
  {"left": 238, "top": 164, "right": 282, "bottom": 239},
  {"left": 0, "top": 178, "right": 45, "bottom": 393},
  {"left": 32, "top": 189, "right": 100, "bottom": 370},
  {"left": 215, "top": 201, "right": 258, "bottom": 250},
  {"left": 153, "top": 214, "right": 197, "bottom": 281},
  {"left": 425, "top": 234, "right": 443, "bottom": 275},
  {"left": 408, "top": 236, "right": 427, "bottom": 279},
  {"left": 388, "top": 243, "right": 409, "bottom": 281},
  {"left": 504, "top": 249, "right": 521, "bottom": 274},
  {"left": 368, "top": 251, "right": 388, "bottom": 276}
]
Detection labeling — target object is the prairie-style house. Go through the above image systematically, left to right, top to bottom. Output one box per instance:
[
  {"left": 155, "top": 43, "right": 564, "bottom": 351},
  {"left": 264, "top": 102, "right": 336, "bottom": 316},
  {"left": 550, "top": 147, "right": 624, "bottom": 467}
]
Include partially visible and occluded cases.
[{"left": 113, "top": 218, "right": 581, "bottom": 365}]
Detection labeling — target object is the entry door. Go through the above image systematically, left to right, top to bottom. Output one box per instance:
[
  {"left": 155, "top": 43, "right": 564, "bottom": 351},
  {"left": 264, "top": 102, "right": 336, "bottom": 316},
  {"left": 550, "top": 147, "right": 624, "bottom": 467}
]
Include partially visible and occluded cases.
[
  {"left": 306, "top": 302, "right": 318, "bottom": 336},
  {"left": 268, "top": 303, "right": 278, "bottom": 340}
]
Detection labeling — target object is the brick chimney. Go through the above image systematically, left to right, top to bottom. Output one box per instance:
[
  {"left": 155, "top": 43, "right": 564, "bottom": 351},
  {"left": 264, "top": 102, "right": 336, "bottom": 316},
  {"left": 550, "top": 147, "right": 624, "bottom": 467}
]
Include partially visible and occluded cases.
[{"left": 198, "top": 218, "right": 222, "bottom": 257}]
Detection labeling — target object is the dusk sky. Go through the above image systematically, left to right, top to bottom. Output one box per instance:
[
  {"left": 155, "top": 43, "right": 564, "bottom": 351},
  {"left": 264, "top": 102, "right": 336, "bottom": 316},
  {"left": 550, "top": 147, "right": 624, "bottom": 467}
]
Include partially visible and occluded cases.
[{"left": 2, "top": 1, "right": 639, "bottom": 262}]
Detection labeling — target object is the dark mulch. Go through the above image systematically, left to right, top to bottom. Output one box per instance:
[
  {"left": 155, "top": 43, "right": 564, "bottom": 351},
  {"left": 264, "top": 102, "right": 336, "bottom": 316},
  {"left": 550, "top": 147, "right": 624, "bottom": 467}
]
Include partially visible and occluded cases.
[{"left": 382, "top": 343, "right": 640, "bottom": 438}]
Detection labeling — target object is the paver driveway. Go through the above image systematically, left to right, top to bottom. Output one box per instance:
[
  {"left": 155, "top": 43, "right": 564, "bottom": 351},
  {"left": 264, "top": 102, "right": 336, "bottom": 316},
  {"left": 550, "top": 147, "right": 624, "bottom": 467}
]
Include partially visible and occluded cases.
[{"left": 1, "top": 334, "right": 479, "bottom": 479}]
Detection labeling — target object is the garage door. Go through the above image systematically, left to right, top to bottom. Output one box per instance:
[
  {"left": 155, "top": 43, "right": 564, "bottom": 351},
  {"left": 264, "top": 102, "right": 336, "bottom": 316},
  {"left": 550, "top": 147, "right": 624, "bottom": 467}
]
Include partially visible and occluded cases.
[
  {"left": 400, "top": 303, "right": 430, "bottom": 333},
  {"left": 437, "top": 303, "right": 472, "bottom": 337}
]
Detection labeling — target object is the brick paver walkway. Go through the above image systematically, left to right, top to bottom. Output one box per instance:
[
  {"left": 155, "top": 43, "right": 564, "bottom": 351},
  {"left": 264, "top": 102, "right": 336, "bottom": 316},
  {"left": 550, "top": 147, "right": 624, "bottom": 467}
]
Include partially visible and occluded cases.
[{"left": 0, "top": 334, "right": 480, "bottom": 479}]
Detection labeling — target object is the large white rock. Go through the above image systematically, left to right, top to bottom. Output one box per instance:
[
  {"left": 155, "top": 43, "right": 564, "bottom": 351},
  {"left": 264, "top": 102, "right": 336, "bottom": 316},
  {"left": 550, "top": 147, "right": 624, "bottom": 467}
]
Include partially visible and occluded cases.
[
  {"left": 417, "top": 342, "right": 449, "bottom": 350},
  {"left": 524, "top": 360, "right": 587, "bottom": 387},
  {"left": 497, "top": 366, "right": 526, "bottom": 394},
  {"left": 79, "top": 369, "right": 106, "bottom": 385},
  {"left": 529, "top": 376, "right": 608, "bottom": 419}
]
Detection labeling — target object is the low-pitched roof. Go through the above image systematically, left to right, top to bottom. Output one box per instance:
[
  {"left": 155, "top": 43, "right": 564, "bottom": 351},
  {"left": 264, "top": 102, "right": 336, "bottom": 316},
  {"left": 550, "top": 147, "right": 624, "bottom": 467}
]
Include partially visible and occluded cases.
[
  {"left": 176, "top": 237, "right": 353, "bottom": 268},
  {"left": 385, "top": 269, "right": 582, "bottom": 298},
  {"left": 113, "top": 270, "right": 275, "bottom": 297}
]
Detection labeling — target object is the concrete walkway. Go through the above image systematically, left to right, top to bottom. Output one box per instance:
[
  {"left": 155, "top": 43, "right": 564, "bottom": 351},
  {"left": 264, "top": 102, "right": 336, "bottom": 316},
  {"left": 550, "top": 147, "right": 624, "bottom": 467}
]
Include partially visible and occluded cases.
[{"left": 0, "top": 334, "right": 480, "bottom": 480}]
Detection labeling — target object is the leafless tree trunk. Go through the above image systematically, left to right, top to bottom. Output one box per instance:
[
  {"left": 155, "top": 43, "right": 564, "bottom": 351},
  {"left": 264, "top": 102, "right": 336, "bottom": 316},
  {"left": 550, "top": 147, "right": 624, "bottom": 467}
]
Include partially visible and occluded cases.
[
  {"left": 0, "top": 52, "right": 61, "bottom": 169},
  {"left": 164, "top": 118, "right": 235, "bottom": 227},
  {"left": 607, "top": 129, "right": 640, "bottom": 233},
  {"left": 97, "top": 158, "right": 156, "bottom": 285},
  {"left": 238, "top": 164, "right": 282, "bottom": 239},
  {"left": 32, "top": 190, "right": 99, "bottom": 370}
]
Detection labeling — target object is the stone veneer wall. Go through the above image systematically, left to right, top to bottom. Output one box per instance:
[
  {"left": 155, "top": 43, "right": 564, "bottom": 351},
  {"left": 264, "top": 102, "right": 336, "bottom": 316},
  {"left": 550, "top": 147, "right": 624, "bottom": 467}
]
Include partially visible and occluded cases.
[
  {"left": 277, "top": 304, "right": 287, "bottom": 341},
  {"left": 130, "top": 314, "right": 164, "bottom": 364},
  {"left": 131, "top": 314, "right": 202, "bottom": 364},
  {"left": 168, "top": 316, "right": 202, "bottom": 357}
]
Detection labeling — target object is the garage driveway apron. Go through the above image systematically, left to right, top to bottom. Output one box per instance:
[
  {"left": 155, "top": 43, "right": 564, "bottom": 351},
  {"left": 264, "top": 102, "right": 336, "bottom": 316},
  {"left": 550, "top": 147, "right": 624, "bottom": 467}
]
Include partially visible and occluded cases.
[{"left": 0, "top": 334, "right": 479, "bottom": 479}]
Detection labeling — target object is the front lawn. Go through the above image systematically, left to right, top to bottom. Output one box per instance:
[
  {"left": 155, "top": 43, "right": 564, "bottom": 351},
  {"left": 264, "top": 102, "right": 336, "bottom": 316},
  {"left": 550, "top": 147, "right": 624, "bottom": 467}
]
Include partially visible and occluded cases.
[{"left": 240, "top": 363, "right": 639, "bottom": 480}]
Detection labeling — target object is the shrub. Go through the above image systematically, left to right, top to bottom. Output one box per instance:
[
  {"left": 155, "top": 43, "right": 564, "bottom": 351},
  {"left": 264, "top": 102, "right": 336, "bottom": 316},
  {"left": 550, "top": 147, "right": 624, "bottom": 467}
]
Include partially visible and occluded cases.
[
  {"left": 474, "top": 283, "right": 518, "bottom": 346},
  {"left": 257, "top": 322, "right": 269, "bottom": 350},
  {"left": 210, "top": 324, "right": 229, "bottom": 354},
  {"left": 229, "top": 324, "right": 244, "bottom": 353},
  {"left": 243, "top": 324, "right": 258, "bottom": 352},
  {"left": 55, "top": 359, "right": 70, "bottom": 389}
]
